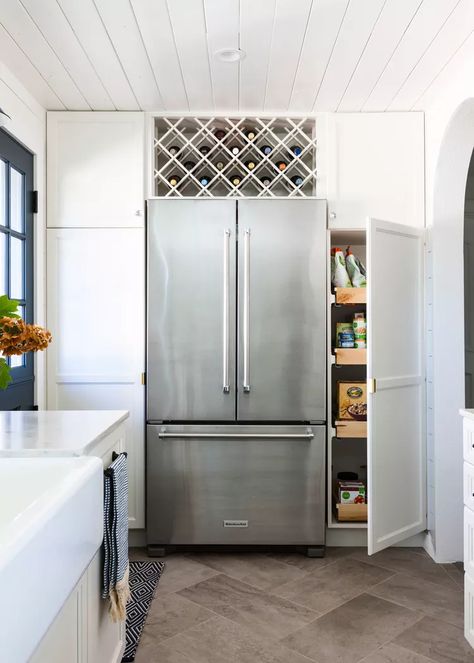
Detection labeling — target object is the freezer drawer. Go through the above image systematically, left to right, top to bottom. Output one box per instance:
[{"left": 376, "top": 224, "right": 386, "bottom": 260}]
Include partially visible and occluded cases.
[{"left": 147, "top": 424, "right": 325, "bottom": 546}]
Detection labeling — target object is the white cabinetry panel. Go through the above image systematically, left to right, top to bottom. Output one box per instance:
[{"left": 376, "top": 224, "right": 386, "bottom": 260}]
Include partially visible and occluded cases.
[
  {"left": 47, "top": 112, "right": 145, "bottom": 228},
  {"left": 326, "top": 112, "right": 424, "bottom": 229},
  {"left": 367, "top": 218, "right": 425, "bottom": 554},
  {"left": 47, "top": 228, "right": 145, "bottom": 528}
]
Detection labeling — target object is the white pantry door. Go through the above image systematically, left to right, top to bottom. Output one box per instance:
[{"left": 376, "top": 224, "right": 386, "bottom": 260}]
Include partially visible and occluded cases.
[{"left": 367, "top": 218, "right": 425, "bottom": 554}]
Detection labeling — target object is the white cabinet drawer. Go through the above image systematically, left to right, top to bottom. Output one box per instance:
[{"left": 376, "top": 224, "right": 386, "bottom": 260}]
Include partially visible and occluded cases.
[
  {"left": 464, "top": 418, "right": 474, "bottom": 464},
  {"left": 465, "top": 462, "right": 474, "bottom": 511},
  {"left": 465, "top": 507, "right": 474, "bottom": 577},
  {"left": 466, "top": 573, "right": 474, "bottom": 648}
]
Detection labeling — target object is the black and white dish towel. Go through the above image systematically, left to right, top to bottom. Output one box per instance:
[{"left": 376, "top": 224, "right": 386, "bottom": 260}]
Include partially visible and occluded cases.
[{"left": 103, "top": 451, "right": 130, "bottom": 621}]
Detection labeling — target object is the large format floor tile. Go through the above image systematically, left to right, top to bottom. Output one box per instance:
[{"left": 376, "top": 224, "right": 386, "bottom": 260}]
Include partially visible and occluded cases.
[
  {"left": 266, "top": 546, "right": 359, "bottom": 572},
  {"left": 351, "top": 547, "right": 461, "bottom": 589},
  {"left": 188, "top": 552, "right": 306, "bottom": 591},
  {"left": 154, "top": 555, "right": 220, "bottom": 595},
  {"left": 273, "top": 558, "right": 394, "bottom": 613},
  {"left": 177, "top": 572, "right": 318, "bottom": 640},
  {"left": 368, "top": 572, "right": 464, "bottom": 627},
  {"left": 145, "top": 592, "right": 215, "bottom": 642},
  {"left": 281, "top": 593, "right": 422, "bottom": 663},
  {"left": 155, "top": 615, "right": 315, "bottom": 663},
  {"left": 393, "top": 616, "right": 474, "bottom": 663},
  {"left": 135, "top": 630, "right": 195, "bottom": 663},
  {"left": 361, "top": 642, "right": 437, "bottom": 662}
]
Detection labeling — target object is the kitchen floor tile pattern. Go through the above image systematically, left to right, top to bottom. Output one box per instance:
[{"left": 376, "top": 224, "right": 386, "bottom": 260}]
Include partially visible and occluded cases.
[{"left": 131, "top": 547, "right": 472, "bottom": 663}]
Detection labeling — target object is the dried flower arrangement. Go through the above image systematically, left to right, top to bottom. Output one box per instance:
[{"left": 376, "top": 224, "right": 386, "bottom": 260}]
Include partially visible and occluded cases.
[{"left": 0, "top": 295, "right": 52, "bottom": 390}]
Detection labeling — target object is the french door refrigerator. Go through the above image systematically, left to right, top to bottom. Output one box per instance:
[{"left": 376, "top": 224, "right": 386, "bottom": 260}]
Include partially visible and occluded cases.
[{"left": 147, "top": 199, "right": 327, "bottom": 555}]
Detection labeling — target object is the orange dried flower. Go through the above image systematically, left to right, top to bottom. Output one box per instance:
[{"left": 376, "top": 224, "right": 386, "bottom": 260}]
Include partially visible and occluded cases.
[{"left": 0, "top": 316, "right": 52, "bottom": 356}]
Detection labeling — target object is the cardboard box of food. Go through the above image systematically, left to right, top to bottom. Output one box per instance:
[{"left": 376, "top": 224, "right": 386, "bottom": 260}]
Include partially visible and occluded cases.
[
  {"left": 337, "top": 381, "right": 367, "bottom": 421},
  {"left": 336, "top": 480, "right": 366, "bottom": 504}
]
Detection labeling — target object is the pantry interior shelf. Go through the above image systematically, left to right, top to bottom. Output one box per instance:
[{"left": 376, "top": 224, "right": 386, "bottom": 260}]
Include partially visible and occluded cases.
[
  {"left": 334, "top": 288, "right": 367, "bottom": 305},
  {"left": 333, "top": 348, "right": 367, "bottom": 365},
  {"left": 335, "top": 420, "right": 367, "bottom": 438}
]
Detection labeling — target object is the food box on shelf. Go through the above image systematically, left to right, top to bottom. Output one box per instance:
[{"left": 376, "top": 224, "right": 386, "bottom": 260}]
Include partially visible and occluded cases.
[
  {"left": 337, "top": 381, "right": 367, "bottom": 421},
  {"left": 336, "top": 480, "right": 366, "bottom": 504}
]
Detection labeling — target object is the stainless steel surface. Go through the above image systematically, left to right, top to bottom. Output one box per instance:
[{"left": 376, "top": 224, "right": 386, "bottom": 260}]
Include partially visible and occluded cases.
[
  {"left": 237, "top": 199, "right": 327, "bottom": 421},
  {"left": 147, "top": 200, "right": 236, "bottom": 421},
  {"left": 242, "top": 227, "right": 251, "bottom": 394},
  {"left": 223, "top": 228, "right": 231, "bottom": 394},
  {"left": 147, "top": 424, "right": 326, "bottom": 546},
  {"left": 158, "top": 428, "right": 314, "bottom": 439}
]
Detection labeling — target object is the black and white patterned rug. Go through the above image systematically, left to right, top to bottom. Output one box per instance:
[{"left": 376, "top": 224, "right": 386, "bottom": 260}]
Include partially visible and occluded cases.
[{"left": 122, "top": 560, "right": 165, "bottom": 662}]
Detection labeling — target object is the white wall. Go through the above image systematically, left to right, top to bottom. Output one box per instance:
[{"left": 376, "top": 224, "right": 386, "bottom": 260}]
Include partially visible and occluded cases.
[
  {"left": 418, "top": 33, "right": 474, "bottom": 562},
  {"left": 0, "top": 63, "right": 46, "bottom": 407}
]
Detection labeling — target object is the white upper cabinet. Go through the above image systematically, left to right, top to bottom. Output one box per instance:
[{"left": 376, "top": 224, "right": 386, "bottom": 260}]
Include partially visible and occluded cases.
[
  {"left": 47, "top": 112, "right": 145, "bottom": 228},
  {"left": 325, "top": 112, "right": 424, "bottom": 229},
  {"left": 367, "top": 217, "right": 425, "bottom": 554}
]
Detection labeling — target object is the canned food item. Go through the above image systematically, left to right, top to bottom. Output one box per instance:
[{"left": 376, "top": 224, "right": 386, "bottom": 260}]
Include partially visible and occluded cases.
[{"left": 336, "top": 323, "right": 354, "bottom": 348}]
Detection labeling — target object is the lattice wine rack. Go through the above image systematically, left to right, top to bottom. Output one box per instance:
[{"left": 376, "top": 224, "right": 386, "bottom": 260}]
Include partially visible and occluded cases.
[{"left": 153, "top": 117, "right": 317, "bottom": 198}]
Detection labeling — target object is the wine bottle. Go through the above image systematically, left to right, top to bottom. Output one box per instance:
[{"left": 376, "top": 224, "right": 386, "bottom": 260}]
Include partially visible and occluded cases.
[
  {"left": 215, "top": 129, "right": 226, "bottom": 140},
  {"left": 245, "top": 129, "right": 256, "bottom": 141},
  {"left": 168, "top": 145, "right": 180, "bottom": 156},
  {"left": 199, "top": 145, "right": 211, "bottom": 156},
  {"left": 229, "top": 145, "right": 241, "bottom": 156},
  {"left": 261, "top": 145, "right": 272, "bottom": 156},
  {"left": 290, "top": 145, "right": 303, "bottom": 157},
  {"left": 183, "top": 160, "right": 196, "bottom": 170},
  {"left": 245, "top": 160, "right": 256, "bottom": 171},
  {"left": 215, "top": 161, "right": 225, "bottom": 171},
  {"left": 276, "top": 161, "right": 287, "bottom": 171},
  {"left": 199, "top": 174, "right": 211, "bottom": 186},
  {"left": 230, "top": 174, "right": 241, "bottom": 186},
  {"left": 168, "top": 175, "right": 180, "bottom": 187},
  {"left": 291, "top": 175, "right": 303, "bottom": 186},
  {"left": 260, "top": 176, "right": 272, "bottom": 187}
]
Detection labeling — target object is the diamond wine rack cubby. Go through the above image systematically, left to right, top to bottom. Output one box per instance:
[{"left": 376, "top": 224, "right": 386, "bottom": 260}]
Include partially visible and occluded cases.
[{"left": 153, "top": 117, "right": 317, "bottom": 198}]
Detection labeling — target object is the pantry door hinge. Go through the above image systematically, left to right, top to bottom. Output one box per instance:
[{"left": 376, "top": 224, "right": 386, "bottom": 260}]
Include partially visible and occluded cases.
[
  {"left": 31, "top": 190, "right": 38, "bottom": 214},
  {"left": 141, "top": 372, "right": 146, "bottom": 386},
  {"left": 368, "top": 378, "right": 377, "bottom": 394}
]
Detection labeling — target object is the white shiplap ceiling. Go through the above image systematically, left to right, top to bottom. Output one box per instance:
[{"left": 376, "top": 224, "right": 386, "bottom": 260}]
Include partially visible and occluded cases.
[{"left": 0, "top": 0, "right": 473, "bottom": 113}]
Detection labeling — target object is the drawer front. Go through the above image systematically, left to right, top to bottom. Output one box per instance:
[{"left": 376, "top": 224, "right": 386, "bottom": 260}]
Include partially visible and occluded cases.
[
  {"left": 464, "top": 418, "right": 474, "bottom": 465},
  {"left": 465, "top": 462, "right": 474, "bottom": 512},
  {"left": 465, "top": 507, "right": 474, "bottom": 577},
  {"left": 465, "top": 573, "right": 474, "bottom": 648}
]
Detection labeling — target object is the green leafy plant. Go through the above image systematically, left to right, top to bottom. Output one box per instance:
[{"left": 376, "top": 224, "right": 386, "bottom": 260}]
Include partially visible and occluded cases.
[{"left": 0, "top": 295, "right": 52, "bottom": 390}]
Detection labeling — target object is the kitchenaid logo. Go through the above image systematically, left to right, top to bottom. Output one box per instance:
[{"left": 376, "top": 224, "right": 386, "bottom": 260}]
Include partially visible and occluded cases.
[{"left": 223, "top": 520, "right": 248, "bottom": 528}]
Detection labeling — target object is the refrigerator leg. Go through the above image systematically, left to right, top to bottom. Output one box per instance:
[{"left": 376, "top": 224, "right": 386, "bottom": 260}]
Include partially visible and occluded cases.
[{"left": 306, "top": 546, "right": 325, "bottom": 558}]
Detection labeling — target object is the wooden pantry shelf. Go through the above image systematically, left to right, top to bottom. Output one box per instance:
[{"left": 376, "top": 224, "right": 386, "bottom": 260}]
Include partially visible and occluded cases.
[
  {"left": 334, "top": 287, "right": 366, "bottom": 305},
  {"left": 333, "top": 348, "right": 367, "bottom": 365},
  {"left": 335, "top": 420, "right": 367, "bottom": 438},
  {"left": 335, "top": 502, "right": 367, "bottom": 522}
]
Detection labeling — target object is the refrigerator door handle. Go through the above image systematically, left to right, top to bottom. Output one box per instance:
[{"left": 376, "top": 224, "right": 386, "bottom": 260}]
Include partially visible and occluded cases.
[
  {"left": 223, "top": 228, "right": 231, "bottom": 394},
  {"left": 243, "top": 228, "right": 251, "bottom": 393},
  {"left": 158, "top": 429, "right": 315, "bottom": 440}
]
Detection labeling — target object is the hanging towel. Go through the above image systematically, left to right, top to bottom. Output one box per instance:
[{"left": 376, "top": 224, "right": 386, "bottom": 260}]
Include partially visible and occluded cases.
[{"left": 102, "top": 451, "right": 130, "bottom": 622}]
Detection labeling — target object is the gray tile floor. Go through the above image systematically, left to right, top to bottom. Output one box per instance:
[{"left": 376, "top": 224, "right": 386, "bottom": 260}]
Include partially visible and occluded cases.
[{"left": 130, "top": 547, "right": 472, "bottom": 663}]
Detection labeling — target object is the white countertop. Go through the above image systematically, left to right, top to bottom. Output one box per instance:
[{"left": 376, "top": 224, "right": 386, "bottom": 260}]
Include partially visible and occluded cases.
[{"left": 0, "top": 410, "right": 129, "bottom": 456}]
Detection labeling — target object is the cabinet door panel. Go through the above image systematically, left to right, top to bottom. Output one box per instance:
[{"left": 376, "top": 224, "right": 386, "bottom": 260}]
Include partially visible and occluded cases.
[
  {"left": 47, "top": 112, "right": 144, "bottom": 228},
  {"left": 367, "top": 218, "right": 425, "bottom": 554},
  {"left": 47, "top": 228, "right": 145, "bottom": 528}
]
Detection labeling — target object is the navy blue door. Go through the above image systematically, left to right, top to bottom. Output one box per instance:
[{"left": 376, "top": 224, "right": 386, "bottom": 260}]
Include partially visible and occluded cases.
[{"left": 0, "top": 129, "right": 35, "bottom": 410}]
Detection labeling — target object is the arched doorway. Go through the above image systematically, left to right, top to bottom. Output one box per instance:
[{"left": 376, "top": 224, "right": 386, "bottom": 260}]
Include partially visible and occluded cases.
[{"left": 465, "top": 153, "right": 474, "bottom": 407}]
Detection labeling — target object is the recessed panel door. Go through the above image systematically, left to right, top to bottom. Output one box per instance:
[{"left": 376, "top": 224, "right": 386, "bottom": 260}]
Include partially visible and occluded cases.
[
  {"left": 237, "top": 199, "right": 327, "bottom": 422},
  {"left": 147, "top": 200, "right": 236, "bottom": 421},
  {"left": 367, "top": 218, "right": 425, "bottom": 554}
]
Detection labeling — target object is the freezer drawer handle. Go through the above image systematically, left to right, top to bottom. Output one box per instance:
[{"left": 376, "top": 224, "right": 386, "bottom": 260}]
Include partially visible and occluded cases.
[
  {"left": 223, "top": 228, "right": 231, "bottom": 394},
  {"left": 243, "top": 228, "right": 251, "bottom": 393},
  {"left": 158, "top": 430, "right": 315, "bottom": 439}
]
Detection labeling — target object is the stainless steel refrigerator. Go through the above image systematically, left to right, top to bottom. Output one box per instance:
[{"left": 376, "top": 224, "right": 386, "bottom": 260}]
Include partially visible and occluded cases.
[{"left": 146, "top": 199, "right": 327, "bottom": 556}]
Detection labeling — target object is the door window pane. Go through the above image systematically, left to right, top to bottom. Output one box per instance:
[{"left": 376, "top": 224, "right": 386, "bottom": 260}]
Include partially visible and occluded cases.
[
  {"left": 0, "top": 160, "right": 5, "bottom": 228},
  {"left": 10, "top": 167, "right": 24, "bottom": 233},
  {"left": 0, "top": 232, "right": 6, "bottom": 294},
  {"left": 9, "top": 236, "right": 24, "bottom": 300},
  {"left": 9, "top": 354, "right": 24, "bottom": 368}
]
